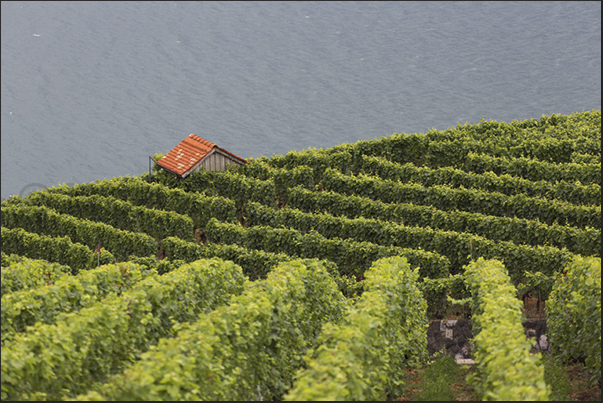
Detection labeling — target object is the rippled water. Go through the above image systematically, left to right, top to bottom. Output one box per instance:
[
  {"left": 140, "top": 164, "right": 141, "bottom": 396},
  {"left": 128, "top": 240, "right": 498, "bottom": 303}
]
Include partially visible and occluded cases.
[{"left": 1, "top": 1, "right": 600, "bottom": 197}]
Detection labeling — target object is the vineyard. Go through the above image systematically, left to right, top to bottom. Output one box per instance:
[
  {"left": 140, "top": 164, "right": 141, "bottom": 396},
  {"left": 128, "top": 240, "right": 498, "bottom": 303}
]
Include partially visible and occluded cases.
[{"left": 1, "top": 110, "right": 601, "bottom": 400}]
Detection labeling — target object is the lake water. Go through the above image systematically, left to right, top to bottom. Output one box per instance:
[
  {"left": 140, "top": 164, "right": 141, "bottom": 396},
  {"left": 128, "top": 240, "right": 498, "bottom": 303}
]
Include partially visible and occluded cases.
[{"left": 1, "top": 1, "right": 601, "bottom": 198}]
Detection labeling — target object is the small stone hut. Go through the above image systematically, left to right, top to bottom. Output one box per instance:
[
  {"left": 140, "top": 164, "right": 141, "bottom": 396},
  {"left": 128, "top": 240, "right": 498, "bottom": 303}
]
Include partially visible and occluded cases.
[{"left": 156, "top": 134, "right": 248, "bottom": 178}]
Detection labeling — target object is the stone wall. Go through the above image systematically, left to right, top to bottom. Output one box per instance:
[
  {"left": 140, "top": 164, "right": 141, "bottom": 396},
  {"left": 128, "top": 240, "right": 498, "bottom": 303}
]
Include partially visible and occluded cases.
[{"left": 427, "top": 318, "right": 549, "bottom": 361}]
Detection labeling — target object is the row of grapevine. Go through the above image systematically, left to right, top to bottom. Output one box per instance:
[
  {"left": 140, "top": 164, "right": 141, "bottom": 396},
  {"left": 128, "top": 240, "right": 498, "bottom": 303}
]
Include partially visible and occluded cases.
[
  {"left": 319, "top": 111, "right": 600, "bottom": 166},
  {"left": 421, "top": 112, "right": 601, "bottom": 143},
  {"left": 432, "top": 112, "right": 600, "bottom": 142},
  {"left": 416, "top": 136, "right": 600, "bottom": 166},
  {"left": 512, "top": 136, "right": 599, "bottom": 161},
  {"left": 264, "top": 145, "right": 601, "bottom": 186},
  {"left": 245, "top": 150, "right": 600, "bottom": 205},
  {"left": 462, "top": 152, "right": 601, "bottom": 185},
  {"left": 570, "top": 152, "right": 599, "bottom": 164},
  {"left": 357, "top": 155, "right": 600, "bottom": 206},
  {"left": 173, "top": 158, "right": 601, "bottom": 230},
  {"left": 156, "top": 160, "right": 600, "bottom": 254},
  {"left": 150, "top": 161, "right": 602, "bottom": 279},
  {"left": 153, "top": 165, "right": 601, "bottom": 256},
  {"left": 153, "top": 166, "right": 277, "bottom": 210},
  {"left": 318, "top": 168, "right": 600, "bottom": 229},
  {"left": 41, "top": 175, "right": 238, "bottom": 228},
  {"left": 284, "top": 186, "right": 600, "bottom": 257},
  {"left": 14, "top": 192, "right": 195, "bottom": 241},
  {"left": 244, "top": 201, "right": 578, "bottom": 280},
  {"left": 2, "top": 204, "right": 158, "bottom": 261},
  {"left": 205, "top": 218, "right": 450, "bottom": 280},
  {"left": 1, "top": 227, "right": 115, "bottom": 273},
  {"left": 159, "top": 235, "right": 362, "bottom": 297},
  {"left": 159, "top": 235, "right": 288, "bottom": 275},
  {"left": 1, "top": 253, "right": 71, "bottom": 297},
  {"left": 108, "top": 255, "right": 186, "bottom": 276},
  {"left": 285, "top": 256, "right": 428, "bottom": 400},
  {"left": 547, "top": 256, "right": 601, "bottom": 385},
  {"left": 0, "top": 258, "right": 247, "bottom": 401},
  {"left": 464, "top": 258, "right": 550, "bottom": 400},
  {"left": 77, "top": 259, "right": 347, "bottom": 401},
  {"left": 1, "top": 262, "right": 155, "bottom": 344}
]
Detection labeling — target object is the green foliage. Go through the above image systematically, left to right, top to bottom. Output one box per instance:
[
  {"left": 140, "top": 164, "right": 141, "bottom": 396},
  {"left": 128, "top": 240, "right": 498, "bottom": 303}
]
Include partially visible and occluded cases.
[
  {"left": 283, "top": 110, "right": 601, "bottom": 183},
  {"left": 247, "top": 150, "right": 600, "bottom": 206},
  {"left": 151, "top": 152, "right": 165, "bottom": 173},
  {"left": 464, "top": 152, "right": 601, "bottom": 185},
  {"left": 571, "top": 152, "right": 599, "bottom": 164},
  {"left": 360, "top": 154, "right": 600, "bottom": 206},
  {"left": 153, "top": 166, "right": 277, "bottom": 211},
  {"left": 319, "top": 168, "right": 600, "bottom": 229},
  {"left": 45, "top": 175, "right": 238, "bottom": 229},
  {"left": 284, "top": 186, "right": 600, "bottom": 257},
  {"left": 22, "top": 192, "right": 195, "bottom": 241},
  {"left": 244, "top": 201, "right": 578, "bottom": 281},
  {"left": 2, "top": 204, "right": 158, "bottom": 261},
  {"left": 205, "top": 217, "right": 450, "bottom": 280},
  {"left": 1, "top": 227, "right": 115, "bottom": 274},
  {"left": 160, "top": 235, "right": 362, "bottom": 297},
  {"left": 1, "top": 251, "right": 23, "bottom": 267},
  {"left": 1, "top": 254, "right": 71, "bottom": 297},
  {"left": 125, "top": 255, "right": 187, "bottom": 275},
  {"left": 285, "top": 256, "right": 428, "bottom": 401},
  {"left": 546, "top": 256, "right": 601, "bottom": 386},
  {"left": 0, "top": 258, "right": 247, "bottom": 400},
  {"left": 464, "top": 258, "right": 550, "bottom": 400},
  {"left": 77, "top": 259, "right": 347, "bottom": 401},
  {"left": 1, "top": 262, "right": 155, "bottom": 344},
  {"left": 516, "top": 270, "right": 556, "bottom": 306},
  {"left": 419, "top": 274, "right": 470, "bottom": 319},
  {"left": 541, "top": 352, "right": 572, "bottom": 401},
  {"left": 415, "top": 353, "right": 460, "bottom": 401}
]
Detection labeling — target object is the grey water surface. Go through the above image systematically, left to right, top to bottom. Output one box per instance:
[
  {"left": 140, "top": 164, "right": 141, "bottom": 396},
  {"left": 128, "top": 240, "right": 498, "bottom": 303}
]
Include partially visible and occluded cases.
[{"left": 1, "top": 1, "right": 601, "bottom": 198}]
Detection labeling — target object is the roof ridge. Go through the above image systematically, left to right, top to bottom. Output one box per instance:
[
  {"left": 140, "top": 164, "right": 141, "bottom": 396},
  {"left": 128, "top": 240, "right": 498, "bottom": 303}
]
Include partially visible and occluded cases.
[{"left": 189, "top": 133, "right": 216, "bottom": 148}]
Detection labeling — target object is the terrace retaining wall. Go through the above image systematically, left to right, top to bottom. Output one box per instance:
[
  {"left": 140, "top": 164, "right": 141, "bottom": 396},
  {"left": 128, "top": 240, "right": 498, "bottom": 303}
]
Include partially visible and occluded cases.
[{"left": 427, "top": 318, "right": 549, "bottom": 361}]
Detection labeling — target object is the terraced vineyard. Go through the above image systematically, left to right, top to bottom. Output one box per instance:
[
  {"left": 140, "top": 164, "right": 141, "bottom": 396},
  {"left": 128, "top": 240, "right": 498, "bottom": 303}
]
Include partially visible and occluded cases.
[{"left": 1, "top": 111, "right": 601, "bottom": 400}]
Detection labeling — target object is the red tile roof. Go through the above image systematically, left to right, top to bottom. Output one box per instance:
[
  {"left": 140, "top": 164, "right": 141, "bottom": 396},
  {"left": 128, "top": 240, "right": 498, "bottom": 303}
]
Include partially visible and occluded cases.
[{"left": 156, "top": 134, "right": 247, "bottom": 177}]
